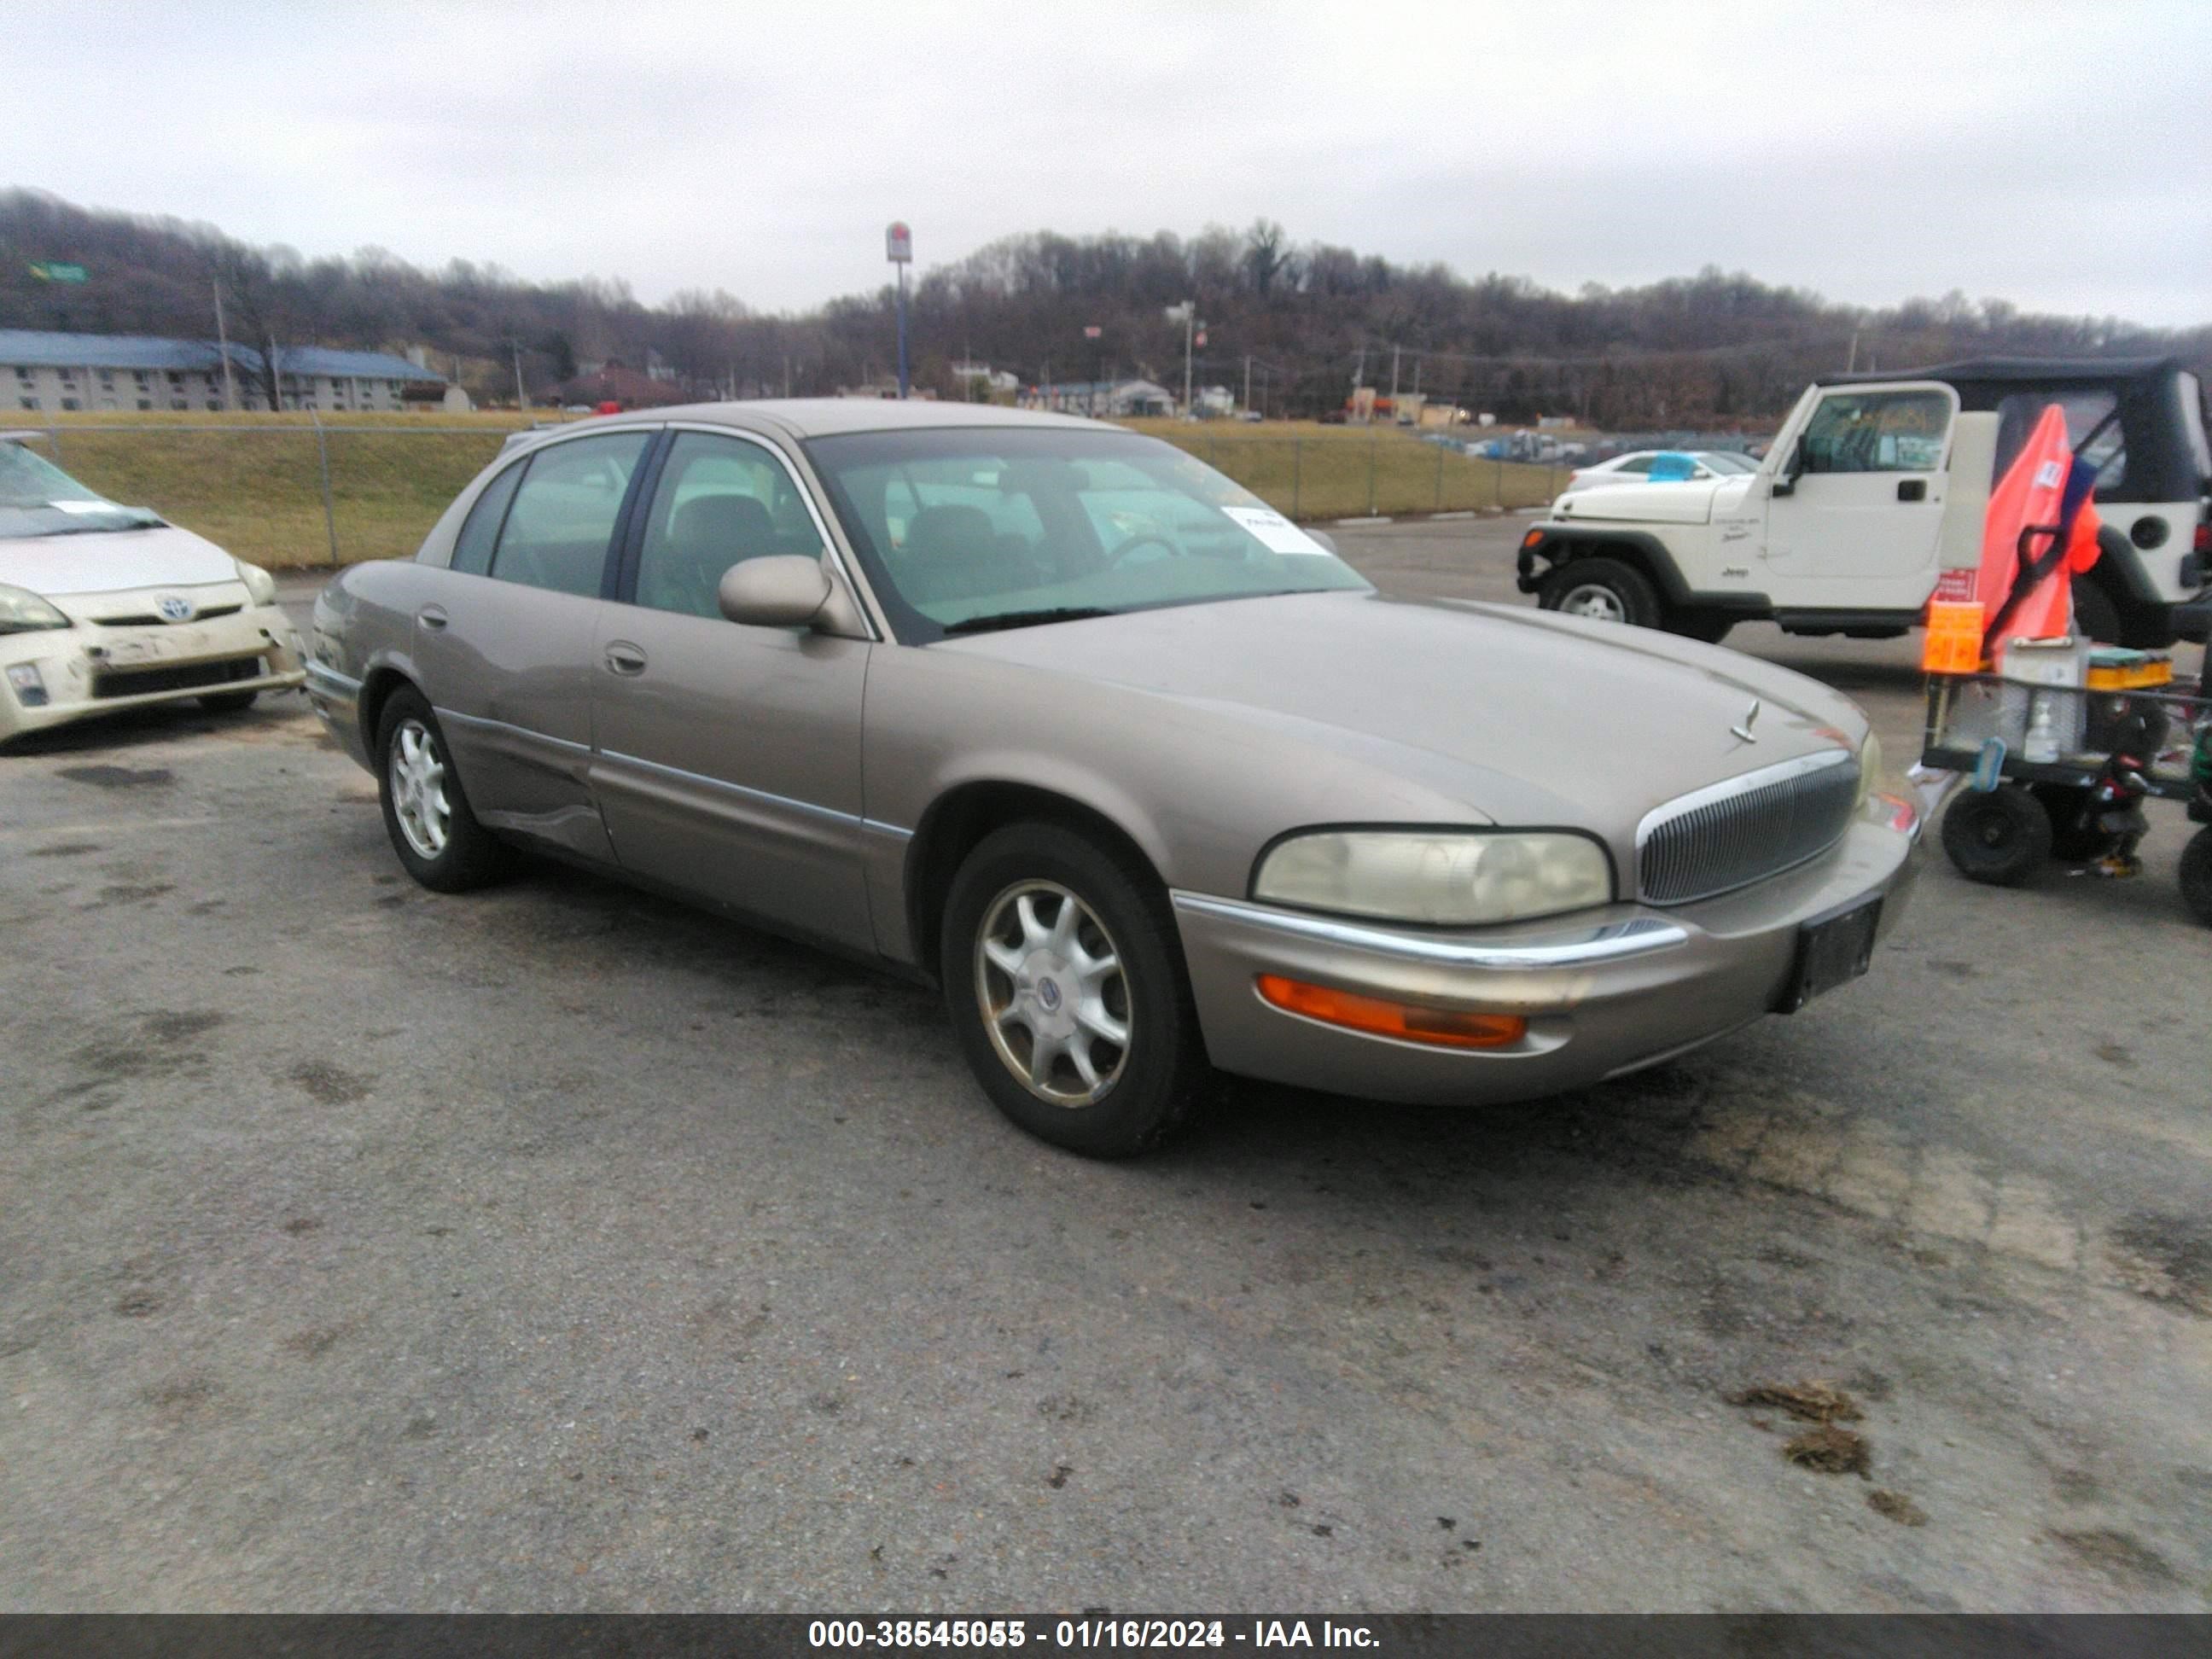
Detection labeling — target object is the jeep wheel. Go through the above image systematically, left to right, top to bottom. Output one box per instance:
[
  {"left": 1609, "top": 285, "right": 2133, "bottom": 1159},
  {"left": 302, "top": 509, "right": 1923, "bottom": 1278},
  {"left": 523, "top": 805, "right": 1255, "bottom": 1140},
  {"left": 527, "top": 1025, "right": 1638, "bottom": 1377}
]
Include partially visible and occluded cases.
[
  {"left": 1538, "top": 557, "right": 1661, "bottom": 629},
  {"left": 2070, "top": 579, "right": 2121, "bottom": 645}
]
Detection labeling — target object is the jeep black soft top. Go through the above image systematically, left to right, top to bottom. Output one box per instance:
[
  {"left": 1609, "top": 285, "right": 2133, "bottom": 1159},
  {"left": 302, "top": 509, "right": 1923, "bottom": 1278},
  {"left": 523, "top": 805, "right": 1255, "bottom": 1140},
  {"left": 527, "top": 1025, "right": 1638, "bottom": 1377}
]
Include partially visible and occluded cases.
[{"left": 1823, "top": 356, "right": 2211, "bottom": 507}]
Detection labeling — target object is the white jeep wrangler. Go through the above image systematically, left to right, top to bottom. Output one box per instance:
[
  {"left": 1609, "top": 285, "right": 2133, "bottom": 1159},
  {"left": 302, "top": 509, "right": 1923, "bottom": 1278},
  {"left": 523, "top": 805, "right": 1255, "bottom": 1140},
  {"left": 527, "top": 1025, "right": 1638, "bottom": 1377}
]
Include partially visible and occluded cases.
[{"left": 1516, "top": 357, "right": 2212, "bottom": 649}]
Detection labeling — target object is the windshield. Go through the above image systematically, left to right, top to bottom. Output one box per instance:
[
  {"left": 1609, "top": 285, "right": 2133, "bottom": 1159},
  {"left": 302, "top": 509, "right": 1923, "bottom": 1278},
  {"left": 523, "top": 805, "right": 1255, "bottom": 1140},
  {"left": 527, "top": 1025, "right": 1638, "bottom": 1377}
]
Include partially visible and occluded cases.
[
  {"left": 803, "top": 427, "right": 1370, "bottom": 641},
  {"left": 0, "top": 441, "right": 162, "bottom": 538},
  {"left": 1701, "top": 452, "right": 1757, "bottom": 473}
]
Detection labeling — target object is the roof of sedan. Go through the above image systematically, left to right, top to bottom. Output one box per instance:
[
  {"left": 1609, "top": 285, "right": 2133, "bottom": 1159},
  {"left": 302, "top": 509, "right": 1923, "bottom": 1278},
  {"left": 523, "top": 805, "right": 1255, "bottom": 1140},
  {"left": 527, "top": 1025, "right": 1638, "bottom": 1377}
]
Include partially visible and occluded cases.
[{"left": 581, "top": 398, "right": 1110, "bottom": 440}]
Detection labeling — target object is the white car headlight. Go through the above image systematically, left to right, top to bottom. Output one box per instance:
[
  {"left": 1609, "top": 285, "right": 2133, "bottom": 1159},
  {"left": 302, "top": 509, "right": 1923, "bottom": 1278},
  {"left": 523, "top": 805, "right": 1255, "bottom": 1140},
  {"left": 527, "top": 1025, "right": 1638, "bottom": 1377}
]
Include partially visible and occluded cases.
[
  {"left": 235, "top": 561, "right": 278, "bottom": 606},
  {"left": 0, "top": 583, "right": 71, "bottom": 636},
  {"left": 1254, "top": 830, "right": 1614, "bottom": 926}
]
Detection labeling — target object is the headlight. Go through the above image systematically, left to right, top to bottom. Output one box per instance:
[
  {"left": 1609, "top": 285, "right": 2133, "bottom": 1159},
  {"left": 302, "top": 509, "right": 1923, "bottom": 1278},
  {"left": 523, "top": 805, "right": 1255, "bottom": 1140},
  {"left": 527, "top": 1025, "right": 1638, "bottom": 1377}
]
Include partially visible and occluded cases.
[
  {"left": 235, "top": 561, "right": 278, "bottom": 606},
  {"left": 0, "top": 583, "right": 70, "bottom": 636},
  {"left": 1855, "top": 731, "right": 1883, "bottom": 808},
  {"left": 1254, "top": 830, "right": 1614, "bottom": 926}
]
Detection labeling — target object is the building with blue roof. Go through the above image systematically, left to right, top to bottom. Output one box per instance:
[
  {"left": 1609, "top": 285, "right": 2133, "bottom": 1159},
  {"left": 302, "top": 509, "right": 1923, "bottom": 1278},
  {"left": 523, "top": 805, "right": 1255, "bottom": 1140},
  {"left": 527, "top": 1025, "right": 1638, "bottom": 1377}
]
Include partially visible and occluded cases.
[{"left": 3, "top": 329, "right": 444, "bottom": 414}]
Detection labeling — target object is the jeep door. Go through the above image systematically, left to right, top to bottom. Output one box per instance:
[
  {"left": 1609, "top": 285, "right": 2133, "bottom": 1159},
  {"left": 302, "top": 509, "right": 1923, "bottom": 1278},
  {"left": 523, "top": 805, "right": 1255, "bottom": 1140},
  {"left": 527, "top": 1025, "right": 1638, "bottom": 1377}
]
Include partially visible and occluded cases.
[
  {"left": 1763, "top": 381, "right": 1959, "bottom": 611},
  {"left": 585, "top": 427, "right": 875, "bottom": 952}
]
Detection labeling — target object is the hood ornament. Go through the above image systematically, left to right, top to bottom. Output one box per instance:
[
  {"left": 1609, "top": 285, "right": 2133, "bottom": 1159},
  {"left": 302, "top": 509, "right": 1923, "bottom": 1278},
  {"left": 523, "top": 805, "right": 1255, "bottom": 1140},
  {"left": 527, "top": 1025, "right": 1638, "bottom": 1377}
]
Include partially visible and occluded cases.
[{"left": 1730, "top": 698, "right": 1761, "bottom": 743}]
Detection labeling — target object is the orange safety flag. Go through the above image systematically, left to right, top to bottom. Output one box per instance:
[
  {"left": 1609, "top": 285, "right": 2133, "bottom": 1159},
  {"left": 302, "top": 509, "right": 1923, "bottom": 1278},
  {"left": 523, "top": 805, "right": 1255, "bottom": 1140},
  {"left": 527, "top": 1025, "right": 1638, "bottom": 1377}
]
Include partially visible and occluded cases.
[{"left": 1976, "top": 403, "right": 2102, "bottom": 656}]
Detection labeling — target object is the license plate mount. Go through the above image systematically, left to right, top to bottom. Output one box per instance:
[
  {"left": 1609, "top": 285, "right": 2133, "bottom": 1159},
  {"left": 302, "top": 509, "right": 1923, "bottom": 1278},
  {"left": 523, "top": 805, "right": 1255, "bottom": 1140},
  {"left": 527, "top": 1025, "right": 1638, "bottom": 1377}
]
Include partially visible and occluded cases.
[{"left": 1779, "top": 897, "right": 1883, "bottom": 1012}]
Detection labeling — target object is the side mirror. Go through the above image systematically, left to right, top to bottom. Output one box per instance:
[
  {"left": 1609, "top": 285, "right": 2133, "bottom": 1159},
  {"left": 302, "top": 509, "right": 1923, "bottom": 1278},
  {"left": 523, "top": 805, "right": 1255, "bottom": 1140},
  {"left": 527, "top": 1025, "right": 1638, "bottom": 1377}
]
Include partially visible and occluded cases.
[
  {"left": 1771, "top": 435, "right": 1805, "bottom": 497},
  {"left": 718, "top": 556, "right": 831, "bottom": 628}
]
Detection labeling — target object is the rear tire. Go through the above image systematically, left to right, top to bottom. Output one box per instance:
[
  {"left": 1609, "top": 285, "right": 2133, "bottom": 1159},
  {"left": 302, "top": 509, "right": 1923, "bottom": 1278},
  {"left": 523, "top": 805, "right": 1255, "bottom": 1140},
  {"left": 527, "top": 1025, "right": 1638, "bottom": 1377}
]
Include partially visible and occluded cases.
[
  {"left": 1538, "top": 556, "right": 1662, "bottom": 629},
  {"left": 2070, "top": 579, "right": 2122, "bottom": 645},
  {"left": 375, "top": 686, "right": 513, "bottom": 893},
  {"left": 199, "top": 690, "right": 258, "bottom": 713},
  {"left": 1941, "top": 784, "right": 2051, "bottom": 887},
  {"left": 939, "top": 821, "right": 1207, "bottom": 1157},
  {"left": 2180, "top": 830, "right": 2212, "bottom": 927}
]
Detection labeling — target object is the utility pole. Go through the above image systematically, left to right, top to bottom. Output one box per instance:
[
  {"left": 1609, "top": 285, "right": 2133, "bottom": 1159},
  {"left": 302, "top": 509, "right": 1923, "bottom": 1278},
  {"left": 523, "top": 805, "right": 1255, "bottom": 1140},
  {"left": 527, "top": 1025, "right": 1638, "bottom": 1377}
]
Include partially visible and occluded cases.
[
  {"left": 212, "top": 279, "right": 237, "bottom": 411},
  {"left": 1845, "top": 329, "right": 1860, "bottom": 372},
  {"left": 510, "top": 341, "right": 527, "bottom": 414},
  {"left": 1390, "top": 345, "right": 1401, "bottom": 409},
  {"left": 1243, "top": 353, "right": 1251, "bottom": 414}
]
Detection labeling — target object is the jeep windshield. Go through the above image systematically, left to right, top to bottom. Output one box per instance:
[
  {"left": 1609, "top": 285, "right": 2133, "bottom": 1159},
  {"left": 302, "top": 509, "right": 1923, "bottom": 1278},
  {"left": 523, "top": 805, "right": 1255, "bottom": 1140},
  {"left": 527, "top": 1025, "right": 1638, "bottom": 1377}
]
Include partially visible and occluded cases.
[
  {"left": 804, "top": 427, "right": 1369, "bottom": 642},
  {"left": 0, "top": 440, "right": 163, "bottom": 538}
]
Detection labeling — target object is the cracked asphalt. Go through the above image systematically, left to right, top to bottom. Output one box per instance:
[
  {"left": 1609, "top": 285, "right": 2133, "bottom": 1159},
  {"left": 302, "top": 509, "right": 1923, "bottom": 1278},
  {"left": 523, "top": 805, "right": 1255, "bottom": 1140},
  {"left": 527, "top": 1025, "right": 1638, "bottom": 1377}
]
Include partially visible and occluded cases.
[{"left": 0, "top": 523, "right": 2207, "bottom": 1612}]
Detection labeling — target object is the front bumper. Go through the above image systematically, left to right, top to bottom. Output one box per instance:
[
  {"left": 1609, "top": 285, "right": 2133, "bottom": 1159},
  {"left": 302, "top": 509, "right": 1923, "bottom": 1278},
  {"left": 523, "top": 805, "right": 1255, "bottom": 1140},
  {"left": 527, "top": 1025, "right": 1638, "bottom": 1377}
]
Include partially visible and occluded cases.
[
  {"left": 0, "top": 603, "right": 307, "bottom": 741},
  {"left": 1170, "top": 794, "right": 1922, "bottom": 1105}
]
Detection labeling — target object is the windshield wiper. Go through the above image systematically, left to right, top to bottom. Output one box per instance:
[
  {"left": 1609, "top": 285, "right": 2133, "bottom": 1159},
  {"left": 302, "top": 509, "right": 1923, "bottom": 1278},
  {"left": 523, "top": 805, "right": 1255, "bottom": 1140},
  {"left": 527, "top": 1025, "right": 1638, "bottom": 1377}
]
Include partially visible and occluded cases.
[{"left": 940, "top": 606, "right": 1118, "bottom": 637}]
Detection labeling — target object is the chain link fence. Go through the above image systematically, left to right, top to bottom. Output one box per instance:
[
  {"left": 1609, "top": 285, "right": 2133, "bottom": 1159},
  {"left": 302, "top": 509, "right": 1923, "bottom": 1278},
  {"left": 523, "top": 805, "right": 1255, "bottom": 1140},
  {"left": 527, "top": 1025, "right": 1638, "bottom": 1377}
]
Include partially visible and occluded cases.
[{"left": 17, "top": 417, "right": 1567, "bottom": 571}]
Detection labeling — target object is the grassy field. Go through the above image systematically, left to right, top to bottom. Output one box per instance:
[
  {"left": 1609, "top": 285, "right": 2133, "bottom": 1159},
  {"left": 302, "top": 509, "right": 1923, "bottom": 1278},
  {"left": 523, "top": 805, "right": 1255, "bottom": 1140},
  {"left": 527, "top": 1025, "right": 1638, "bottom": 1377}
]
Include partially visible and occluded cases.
[{"left": 20, "top": 410, "right": 1565, "bottom": 570}]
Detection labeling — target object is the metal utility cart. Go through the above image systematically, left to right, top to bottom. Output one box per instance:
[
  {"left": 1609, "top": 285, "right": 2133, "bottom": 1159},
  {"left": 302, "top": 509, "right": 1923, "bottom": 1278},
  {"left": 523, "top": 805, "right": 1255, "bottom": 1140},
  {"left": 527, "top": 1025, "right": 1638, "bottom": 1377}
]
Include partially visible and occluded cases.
[{"left": 1924, "top": 662, "right": 2212, "bottom": 923}]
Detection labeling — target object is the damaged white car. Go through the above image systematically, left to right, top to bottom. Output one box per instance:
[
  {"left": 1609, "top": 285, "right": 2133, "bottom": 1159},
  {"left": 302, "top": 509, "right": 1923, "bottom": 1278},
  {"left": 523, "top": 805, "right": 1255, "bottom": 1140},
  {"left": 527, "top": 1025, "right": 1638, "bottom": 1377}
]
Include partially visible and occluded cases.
[{"left": 0, "top": 435, "right": 305, "bottom": 743}]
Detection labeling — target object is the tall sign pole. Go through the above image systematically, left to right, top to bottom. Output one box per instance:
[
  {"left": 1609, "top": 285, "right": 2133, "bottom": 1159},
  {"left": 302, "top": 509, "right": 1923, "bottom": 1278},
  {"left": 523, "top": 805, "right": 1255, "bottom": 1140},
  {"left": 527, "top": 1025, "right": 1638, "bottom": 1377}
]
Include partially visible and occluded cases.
[{"left": 886, "top": 222, "right": 912, "bottom": 399}]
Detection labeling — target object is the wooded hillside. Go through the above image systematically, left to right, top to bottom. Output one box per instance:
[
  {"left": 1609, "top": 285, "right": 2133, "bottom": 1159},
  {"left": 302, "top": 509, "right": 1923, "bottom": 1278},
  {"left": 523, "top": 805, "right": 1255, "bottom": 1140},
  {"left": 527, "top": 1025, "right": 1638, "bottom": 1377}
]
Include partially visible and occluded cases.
[{"left": 5, "top": 189, "right": 2203, "bottom": 424}]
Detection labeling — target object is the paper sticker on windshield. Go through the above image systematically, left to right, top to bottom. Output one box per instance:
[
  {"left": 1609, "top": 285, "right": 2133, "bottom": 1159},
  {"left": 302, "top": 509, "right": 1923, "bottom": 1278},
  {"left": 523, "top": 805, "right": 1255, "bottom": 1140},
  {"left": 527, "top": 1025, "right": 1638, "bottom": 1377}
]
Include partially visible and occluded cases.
[
  {"left": 50, "top": 499, "right": 120, "bottom": 514},
  {"left": 1220, "top": 505, "right": 1329, "bottom": 555}
]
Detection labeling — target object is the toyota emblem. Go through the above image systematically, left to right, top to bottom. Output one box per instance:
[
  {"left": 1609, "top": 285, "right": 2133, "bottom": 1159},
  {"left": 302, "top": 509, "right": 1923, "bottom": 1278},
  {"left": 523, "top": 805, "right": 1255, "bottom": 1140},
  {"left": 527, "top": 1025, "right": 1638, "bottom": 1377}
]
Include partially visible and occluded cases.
[{"left": 155, "top": 595, "right": 195, "bottom": 623}]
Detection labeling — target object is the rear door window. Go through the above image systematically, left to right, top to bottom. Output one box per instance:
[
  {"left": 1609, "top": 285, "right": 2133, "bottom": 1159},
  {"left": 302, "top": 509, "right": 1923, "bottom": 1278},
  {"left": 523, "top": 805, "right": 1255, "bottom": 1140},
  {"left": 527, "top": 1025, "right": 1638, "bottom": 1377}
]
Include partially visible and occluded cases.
[
  {"left": 1994, "top": 390, "right": 2125, "bottom": 492},
  {"left": 490, "top": 432, "right": 652, "bottom": 597},
  {"left": 450, "top": 461, "right": 524, "bottom": 576}
]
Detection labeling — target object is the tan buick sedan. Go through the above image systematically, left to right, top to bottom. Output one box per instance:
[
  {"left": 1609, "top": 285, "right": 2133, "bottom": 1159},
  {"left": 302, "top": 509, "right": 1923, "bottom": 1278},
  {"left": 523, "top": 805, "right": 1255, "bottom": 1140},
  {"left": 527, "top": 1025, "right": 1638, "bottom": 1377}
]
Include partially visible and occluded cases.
[{"left": 308, "top": 401, "right": 1921, "bottom": 1155}]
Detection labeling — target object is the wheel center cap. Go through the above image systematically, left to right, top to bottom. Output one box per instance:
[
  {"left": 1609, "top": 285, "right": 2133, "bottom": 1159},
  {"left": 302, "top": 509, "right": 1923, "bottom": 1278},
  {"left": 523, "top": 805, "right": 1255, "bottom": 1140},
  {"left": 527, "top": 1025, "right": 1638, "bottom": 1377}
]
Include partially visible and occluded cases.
[{"left": 1018, "top": 950, "right": 1079, "bottom": 1039}]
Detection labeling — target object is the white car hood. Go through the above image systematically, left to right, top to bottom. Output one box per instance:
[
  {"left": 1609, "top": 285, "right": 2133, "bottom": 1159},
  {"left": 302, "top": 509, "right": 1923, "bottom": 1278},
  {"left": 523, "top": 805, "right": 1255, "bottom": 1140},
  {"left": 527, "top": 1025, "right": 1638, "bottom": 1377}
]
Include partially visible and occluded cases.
[
  {"left": 1552, "top": 474, "right": 1758, "bottom": 527},
  {"left": 1, "top": 522, "right": 240, "bottom": 597}
]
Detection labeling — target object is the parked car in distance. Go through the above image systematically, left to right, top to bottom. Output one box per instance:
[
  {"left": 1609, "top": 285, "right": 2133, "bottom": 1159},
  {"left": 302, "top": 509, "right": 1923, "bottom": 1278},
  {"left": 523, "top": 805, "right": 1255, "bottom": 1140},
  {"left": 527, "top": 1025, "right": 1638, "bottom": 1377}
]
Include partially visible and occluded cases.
[
  {"left": 308, "top": 402, "right": 1920, "bottom": 1157},
  {"left": 0, "top": 434, "right": 305, "bottom": 743},
  {"left": 1561, "top": 450, "right": 1758, "bottom": 494}
]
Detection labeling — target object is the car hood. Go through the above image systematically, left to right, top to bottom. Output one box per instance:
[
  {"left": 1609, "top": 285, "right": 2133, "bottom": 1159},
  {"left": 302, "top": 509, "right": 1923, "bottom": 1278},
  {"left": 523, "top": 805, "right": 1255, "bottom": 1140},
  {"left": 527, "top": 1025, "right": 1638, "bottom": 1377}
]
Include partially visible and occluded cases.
[
  {"left": 1551, "top": 474, "right": 1757, "bottom": 526},
  {"left": 0, "top": 521, "right": 239, "bottom": 598},
  {"left": 937, "top": 590, "right": 1863, "bottom": 832}
]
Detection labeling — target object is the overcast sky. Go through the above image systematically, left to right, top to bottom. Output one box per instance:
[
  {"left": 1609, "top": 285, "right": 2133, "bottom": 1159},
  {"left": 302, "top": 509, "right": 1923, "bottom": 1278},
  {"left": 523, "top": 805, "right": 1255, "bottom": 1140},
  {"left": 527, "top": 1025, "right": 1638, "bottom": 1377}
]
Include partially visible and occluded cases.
[{"left": 15, "top": 1, "right": 2209, "bottom": 327}]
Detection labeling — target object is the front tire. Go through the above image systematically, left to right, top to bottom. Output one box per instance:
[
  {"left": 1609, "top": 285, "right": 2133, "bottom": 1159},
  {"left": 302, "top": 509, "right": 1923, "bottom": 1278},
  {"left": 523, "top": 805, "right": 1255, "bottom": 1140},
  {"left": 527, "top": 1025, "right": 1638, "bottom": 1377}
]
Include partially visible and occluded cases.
[
  {"left": 1538, "top": 556, "right": 1661, "bottom": 629},
  {"left": 1669, "top": 611, "right": 1733, "bottom": 644},
  {"left": 375, "top": 687, "right": 513, "bottom": 892},
  {"left": 1941, "top": 783, "right": 2051, "bottom": 886},
  {"left": 940, "top": 821, "right": 1207, "bottom": 1157}
]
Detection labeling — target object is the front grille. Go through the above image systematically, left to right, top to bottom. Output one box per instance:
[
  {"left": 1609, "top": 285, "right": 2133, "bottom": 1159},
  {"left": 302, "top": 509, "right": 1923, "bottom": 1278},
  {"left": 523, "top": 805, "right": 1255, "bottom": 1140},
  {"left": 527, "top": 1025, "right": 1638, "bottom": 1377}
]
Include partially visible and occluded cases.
[
  {"left": 94, "top": 604, "right": 243, "bottom": 626},
  {"left": 91, "top": 655, "right": 265, "bottom": 700},
  {"left": 1638, "top": 750, "right": 1860, "bottom": 905}
]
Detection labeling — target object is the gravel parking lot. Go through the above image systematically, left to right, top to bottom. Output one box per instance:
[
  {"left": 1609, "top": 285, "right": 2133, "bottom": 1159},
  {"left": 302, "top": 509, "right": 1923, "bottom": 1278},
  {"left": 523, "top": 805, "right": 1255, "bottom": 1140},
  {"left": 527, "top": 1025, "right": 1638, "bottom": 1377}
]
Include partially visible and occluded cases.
[{"left": 3, "top": 521, "right": 2208, "bottom": 1612}]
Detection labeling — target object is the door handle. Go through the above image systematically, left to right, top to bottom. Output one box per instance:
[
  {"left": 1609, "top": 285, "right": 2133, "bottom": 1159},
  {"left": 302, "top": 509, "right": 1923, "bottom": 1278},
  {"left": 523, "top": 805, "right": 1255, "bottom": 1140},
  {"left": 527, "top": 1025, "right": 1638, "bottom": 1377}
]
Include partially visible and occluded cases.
[
  {"left": 1897, "top": 479, "right": 1927, "bottom": 502},
  {"left": 417, "top": 605, "right": 448, "bottom": 631},
  {"left": 603, "top": 642, "right": 648, "bottom": 677}
]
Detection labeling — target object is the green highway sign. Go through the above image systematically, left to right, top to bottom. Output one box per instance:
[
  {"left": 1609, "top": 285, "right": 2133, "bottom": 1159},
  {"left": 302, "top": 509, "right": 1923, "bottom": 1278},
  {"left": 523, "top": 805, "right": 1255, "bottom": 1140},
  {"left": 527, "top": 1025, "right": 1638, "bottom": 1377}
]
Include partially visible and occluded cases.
[{"left": 28, "top": 262, "right": 88, "bottom": 282}]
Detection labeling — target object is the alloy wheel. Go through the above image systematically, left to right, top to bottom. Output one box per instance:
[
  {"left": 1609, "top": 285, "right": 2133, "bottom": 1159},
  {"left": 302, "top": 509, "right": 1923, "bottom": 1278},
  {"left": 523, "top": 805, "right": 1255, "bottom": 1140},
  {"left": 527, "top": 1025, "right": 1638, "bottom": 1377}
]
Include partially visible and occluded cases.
[
  {"left": 389, "top": 718, "right": 451, "bottom": 860},
  {"left": 974, "top": 880, "right": 1132, "bottom": 1107}
]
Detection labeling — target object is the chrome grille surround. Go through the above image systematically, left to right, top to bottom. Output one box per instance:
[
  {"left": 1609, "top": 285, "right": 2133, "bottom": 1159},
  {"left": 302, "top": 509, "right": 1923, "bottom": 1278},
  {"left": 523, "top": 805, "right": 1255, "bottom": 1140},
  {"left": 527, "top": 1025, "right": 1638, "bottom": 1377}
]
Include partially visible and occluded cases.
[{"left": 1636, "top": 748, "right": 1860, "bottom": 905}]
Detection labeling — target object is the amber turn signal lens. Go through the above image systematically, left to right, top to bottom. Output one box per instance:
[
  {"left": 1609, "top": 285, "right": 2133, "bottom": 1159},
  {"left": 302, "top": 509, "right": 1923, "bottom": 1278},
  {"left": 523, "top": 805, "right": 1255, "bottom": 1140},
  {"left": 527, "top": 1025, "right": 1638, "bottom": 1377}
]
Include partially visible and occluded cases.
[{"left": 1256, "top": 975, "right": 1528, "bottom": 1050}]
